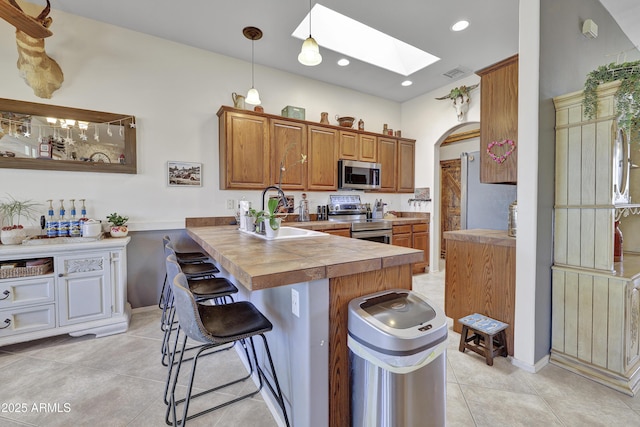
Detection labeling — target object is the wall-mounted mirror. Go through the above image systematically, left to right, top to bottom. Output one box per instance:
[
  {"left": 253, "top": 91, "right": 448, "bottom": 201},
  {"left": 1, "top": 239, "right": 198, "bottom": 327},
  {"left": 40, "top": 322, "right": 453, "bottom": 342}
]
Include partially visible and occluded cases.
[{"left": 0, "top": 98, "right": 136, "bottom": 174}]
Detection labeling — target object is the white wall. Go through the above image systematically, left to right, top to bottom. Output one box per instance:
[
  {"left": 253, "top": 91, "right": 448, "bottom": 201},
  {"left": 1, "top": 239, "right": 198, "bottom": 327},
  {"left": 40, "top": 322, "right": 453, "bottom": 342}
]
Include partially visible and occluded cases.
[
  {"left": 0, "top": 10, "right": 404, "bottom": 230},
  {"left": 400, "top": 74, "right": 482, "bottom": 270}
]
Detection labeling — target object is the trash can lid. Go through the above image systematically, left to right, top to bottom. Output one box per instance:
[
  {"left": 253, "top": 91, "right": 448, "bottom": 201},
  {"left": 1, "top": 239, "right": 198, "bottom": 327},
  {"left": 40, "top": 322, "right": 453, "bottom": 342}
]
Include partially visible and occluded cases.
[
  {"left": 348, "top": 289, "right": 448, "bottom": 355},
  {"left": 361, "top": 291, "right": 436, "bottom": 329}
]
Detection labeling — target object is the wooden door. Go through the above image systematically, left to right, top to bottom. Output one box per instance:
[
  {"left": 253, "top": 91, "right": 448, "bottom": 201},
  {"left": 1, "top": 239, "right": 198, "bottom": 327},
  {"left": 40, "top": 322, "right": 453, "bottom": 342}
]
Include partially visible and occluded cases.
[
  {"left": 270, "top": 118, "right": 307, "bottom": 190},
  {"left": 440, "top": 159, "right": 461, "bottom": 258}
]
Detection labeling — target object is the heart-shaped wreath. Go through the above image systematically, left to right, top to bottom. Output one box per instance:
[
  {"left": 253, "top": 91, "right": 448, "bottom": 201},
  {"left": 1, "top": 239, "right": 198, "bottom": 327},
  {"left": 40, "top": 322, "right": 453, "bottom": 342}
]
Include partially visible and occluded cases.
[{"left": 487, "top": 139, "right": 516, "bottom": 164}]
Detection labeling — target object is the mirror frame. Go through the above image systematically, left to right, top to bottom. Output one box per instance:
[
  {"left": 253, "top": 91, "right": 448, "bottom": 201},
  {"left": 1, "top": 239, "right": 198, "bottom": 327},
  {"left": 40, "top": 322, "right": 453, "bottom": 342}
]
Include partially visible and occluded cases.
[{"left": 0, "top": 98, "right": 137, "bottom": 174}]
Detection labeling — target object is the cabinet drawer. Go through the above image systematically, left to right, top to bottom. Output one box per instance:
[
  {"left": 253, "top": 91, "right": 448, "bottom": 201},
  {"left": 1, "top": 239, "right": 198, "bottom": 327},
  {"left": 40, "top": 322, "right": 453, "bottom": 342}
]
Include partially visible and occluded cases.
[
  {"left": 412, "top": 223, "right": 428, "bottom": 233},
  {"left": 393, "top": 225, "right": 412, "bottom": 234},
  {"left": 324, "top": 228, "right": 351, "bottom": 238},
  {"left": 0, "top": 276, "right": 55, "bottom": 309},
  {"left": 0, "top": 304, "right": 56, "bottom": 337}
]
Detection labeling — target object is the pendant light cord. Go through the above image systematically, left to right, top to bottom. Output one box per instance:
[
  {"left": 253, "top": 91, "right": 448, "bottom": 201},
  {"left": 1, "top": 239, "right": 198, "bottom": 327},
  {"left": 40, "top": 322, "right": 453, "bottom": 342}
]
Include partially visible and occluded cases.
[
  {"left": 308, "top": 0, "right": 312, "bottom": 37},
  {"left": 251, "top": 38, "right": 255, "bottom": 87}
]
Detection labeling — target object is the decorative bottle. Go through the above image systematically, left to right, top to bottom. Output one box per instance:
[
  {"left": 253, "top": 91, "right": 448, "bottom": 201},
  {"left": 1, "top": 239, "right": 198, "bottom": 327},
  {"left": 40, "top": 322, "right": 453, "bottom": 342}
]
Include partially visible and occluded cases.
[
  {"left": 46, "top": 199, "right": 57, "bottom": 238},
  {"left": 57, "top": 199, "right": 69, "bottom": 237},
  {"left": 68, "top": 199, "right": 81, "bottom": 237},
  {"left": 78, "top": 199, "right": 89, "bottom": 236},
  {"left": 614, "top": 220, "right": 623, "bottom": 262}
]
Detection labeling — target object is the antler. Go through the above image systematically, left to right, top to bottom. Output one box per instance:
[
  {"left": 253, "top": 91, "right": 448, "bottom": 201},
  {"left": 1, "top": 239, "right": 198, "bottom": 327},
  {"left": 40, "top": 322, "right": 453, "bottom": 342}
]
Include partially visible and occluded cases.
[{"left": 0, "top": 0, "right": 53, "bottom": 38}]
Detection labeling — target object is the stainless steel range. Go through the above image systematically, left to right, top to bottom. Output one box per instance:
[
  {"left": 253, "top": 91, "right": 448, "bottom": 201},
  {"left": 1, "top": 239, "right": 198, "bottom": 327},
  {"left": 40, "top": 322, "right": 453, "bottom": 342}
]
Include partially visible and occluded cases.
[{"left": 327, "top": 195, "right": 392, "bottom": 244}]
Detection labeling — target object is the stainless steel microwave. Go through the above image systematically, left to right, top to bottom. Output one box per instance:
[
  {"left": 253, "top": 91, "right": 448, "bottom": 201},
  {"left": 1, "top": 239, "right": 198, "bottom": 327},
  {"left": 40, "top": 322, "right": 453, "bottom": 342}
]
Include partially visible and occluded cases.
[{"left": 338, "top": 160, "right": 381, "bottom": 190}]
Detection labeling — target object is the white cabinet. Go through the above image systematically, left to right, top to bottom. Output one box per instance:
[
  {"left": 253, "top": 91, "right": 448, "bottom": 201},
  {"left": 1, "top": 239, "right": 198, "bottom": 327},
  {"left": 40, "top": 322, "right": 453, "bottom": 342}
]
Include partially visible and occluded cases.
[
  {"left": 552, "top": 82, "right": 640, "bottom": 396},
  {"left": 0, "top": 238, "right": 130, "bottom": 346},
  {"left": 56, "top": 252, "right": 112, "bottom": 326}
]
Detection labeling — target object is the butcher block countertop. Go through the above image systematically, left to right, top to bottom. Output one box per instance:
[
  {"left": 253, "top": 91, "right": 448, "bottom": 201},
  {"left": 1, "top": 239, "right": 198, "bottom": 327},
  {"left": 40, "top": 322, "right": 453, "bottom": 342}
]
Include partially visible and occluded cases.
[
  {"left": 186, "top": 225, "right": 423, "bottom": 291},
  {"left": 444, "top": 228, "right": 515, "bottom": 247}
]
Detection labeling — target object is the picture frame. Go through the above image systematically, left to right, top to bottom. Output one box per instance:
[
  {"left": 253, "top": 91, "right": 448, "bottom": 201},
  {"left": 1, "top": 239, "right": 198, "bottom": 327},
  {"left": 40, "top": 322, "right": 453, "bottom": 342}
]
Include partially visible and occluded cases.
[{"left": 167, "top": 161, "right": 201, "bottom": 187}]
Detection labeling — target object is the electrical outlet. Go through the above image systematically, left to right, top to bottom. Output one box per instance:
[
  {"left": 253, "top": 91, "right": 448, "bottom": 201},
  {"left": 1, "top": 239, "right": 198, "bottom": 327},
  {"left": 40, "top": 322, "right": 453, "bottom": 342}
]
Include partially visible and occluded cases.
[
  {"left": 226, "top": 199, "right": 235, "bottom": 210},
  {"left": 291, "top": 289, "right": 300, "bottom": 318}
]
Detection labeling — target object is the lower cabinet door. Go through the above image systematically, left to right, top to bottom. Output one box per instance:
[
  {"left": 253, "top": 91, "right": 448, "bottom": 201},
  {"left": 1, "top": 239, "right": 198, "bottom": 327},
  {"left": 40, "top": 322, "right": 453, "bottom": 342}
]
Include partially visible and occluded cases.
[
  {"left": 57, "top": 253, "right": 112, "bottom": 326},
  {"left": 0, "top": 304, "right": 56, "bottom": 337}
]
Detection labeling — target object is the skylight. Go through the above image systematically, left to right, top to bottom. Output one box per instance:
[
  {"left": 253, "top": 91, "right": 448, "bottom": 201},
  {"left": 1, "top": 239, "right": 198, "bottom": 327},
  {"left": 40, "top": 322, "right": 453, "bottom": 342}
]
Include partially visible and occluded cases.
[{"left": 292, "top": 4, "right": 439, "bottom": 76}]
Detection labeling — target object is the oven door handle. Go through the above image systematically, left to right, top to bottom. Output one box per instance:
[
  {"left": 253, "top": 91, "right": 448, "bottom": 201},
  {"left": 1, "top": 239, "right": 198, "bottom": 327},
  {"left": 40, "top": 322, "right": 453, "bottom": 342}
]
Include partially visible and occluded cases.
[{"left": 351, "top": 229, "right": 392, "bottom": 239}]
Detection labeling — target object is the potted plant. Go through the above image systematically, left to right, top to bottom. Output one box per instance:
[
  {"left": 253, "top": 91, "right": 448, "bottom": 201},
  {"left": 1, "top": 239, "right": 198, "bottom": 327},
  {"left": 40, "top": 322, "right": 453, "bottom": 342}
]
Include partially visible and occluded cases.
[
  {"left": 583, "top": 60, "right": 640, "bottom": 143},
  {"left": 0, "top": 195, "right": 40, "bottom": 245},
  {"left": 263, "top": 198, "right": 282, "bottom": 238},
  {"left": 106, "top": 212, "right": 129, "bottom": 237}
]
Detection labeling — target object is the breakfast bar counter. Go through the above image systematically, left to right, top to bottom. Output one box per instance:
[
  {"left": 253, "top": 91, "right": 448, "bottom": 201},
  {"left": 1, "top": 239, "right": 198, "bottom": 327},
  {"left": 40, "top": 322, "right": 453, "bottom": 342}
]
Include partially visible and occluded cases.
[{"left": 186, "top": 225, "right": 423, "bottom": 426}]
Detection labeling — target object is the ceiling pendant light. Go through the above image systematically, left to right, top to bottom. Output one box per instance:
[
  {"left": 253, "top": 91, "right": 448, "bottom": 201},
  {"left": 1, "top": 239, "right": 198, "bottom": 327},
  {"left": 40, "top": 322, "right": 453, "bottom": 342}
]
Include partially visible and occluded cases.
[
  {"left": 298, "top": 1, "right": 322, "bottom": 66},
  {"left": 243, "top": 26, "right": 262, "bottom": 105}
]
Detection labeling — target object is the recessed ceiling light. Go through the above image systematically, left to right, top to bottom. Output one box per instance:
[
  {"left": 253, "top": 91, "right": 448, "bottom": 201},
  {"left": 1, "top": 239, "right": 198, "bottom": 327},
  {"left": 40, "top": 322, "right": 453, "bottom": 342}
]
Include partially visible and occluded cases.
[
  {"left": 292, "top": 4, "right": 439, "bottom": 76},
  {"left": 451, "top": 20, "right": 470, "bottom": 32},
  {"left": 337, "top": 58, "right": 350, "bottom": 66},
  {"left": 401, "top": 80, "right": 413, "bottom": 87}
]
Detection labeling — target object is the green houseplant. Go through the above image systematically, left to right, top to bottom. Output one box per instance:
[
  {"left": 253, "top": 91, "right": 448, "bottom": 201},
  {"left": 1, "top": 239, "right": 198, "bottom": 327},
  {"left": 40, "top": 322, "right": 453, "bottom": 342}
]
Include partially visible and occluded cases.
[
  {"left": 583, "top": 60, "right": 640, "bottom": 143},
  {"left": 0, "top": 195, "right": 41, "bottom": 245},
  {"left": 266, "top": 198, "right": 282, "bottom": 233},
  {"left": 106, "top": 212, "right": 129, "bottom": 237}
]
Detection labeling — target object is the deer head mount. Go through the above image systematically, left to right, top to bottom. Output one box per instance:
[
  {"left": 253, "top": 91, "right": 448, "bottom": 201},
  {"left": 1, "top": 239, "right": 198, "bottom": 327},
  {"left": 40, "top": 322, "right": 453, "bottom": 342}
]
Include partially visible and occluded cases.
[
  {"left": 0, "top": 0, "right": 63, "bottom": 98},
  {"left": 435, "top": 83, "right": 479, "bottom": 122}
]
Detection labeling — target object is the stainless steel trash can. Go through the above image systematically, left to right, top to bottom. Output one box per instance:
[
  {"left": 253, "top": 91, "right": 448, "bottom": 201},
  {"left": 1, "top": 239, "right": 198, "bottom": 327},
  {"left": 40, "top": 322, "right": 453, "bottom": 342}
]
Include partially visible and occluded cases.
[{"left": 348, "top": 289, "right": 447, "bottom": 427}]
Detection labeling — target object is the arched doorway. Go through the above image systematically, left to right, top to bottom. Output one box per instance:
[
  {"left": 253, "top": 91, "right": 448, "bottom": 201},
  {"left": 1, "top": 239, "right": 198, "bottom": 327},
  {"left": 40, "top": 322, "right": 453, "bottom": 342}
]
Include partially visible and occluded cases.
[{"left": 429, "top": 122, "right": 480, "bottom": 271}]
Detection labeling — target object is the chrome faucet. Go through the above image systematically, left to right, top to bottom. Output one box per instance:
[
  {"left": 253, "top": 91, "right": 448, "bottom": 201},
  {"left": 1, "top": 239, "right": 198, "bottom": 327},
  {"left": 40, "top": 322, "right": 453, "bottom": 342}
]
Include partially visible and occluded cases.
[{"left": 262, "top": 185, "right": 287, "bottom": 212}]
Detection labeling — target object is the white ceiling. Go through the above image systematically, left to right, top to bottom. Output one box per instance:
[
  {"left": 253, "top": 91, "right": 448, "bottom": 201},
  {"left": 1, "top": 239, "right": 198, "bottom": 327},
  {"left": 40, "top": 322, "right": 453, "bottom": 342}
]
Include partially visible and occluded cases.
[{"left": 14, "top": 1, "right": 640, "bottom": 102}]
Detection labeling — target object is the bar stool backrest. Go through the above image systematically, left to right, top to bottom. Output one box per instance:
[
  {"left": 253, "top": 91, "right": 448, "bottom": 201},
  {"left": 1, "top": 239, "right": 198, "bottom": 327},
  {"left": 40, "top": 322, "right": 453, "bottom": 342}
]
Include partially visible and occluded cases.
[
  {"left": 165, "top": 253, "right": 181, "bottom": 287},
  {"left": 171, "top": 271, "right": 212, "bottom": 344}
]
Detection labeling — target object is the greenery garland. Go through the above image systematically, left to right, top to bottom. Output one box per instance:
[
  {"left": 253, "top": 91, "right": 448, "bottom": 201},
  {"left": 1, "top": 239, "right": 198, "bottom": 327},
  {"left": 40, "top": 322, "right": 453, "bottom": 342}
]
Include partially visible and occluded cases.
[{"left": 583, "top": 60, "right": 640, "bottom": 143}]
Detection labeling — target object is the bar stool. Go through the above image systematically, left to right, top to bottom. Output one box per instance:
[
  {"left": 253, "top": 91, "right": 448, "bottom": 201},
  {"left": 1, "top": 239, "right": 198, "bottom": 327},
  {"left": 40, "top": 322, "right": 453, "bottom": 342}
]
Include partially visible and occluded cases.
[
  {"left": 158, "top": 236, "right": 217, "bottom": 313},
  {"left": 160, "top": 237, "right": 221, "bottom": 332},
  {"left": 161, "top": 245, "right": 238, "bottom": 366},
  {"left": 165, "top": 266, "right": 290, "bottom": 426}
]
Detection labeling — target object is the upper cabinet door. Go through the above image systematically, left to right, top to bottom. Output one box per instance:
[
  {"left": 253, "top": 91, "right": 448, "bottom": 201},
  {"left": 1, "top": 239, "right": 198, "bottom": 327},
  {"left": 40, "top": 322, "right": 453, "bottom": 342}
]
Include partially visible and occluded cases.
[
  {"left": 478, "top": 55, "right": 518, "bottom": 184},
  {"left": 218, "top": 109, "right": 270, "bottom": 189},
  {"left": 271, "top": 118, "right": 307, "bottom": 190},
  {"left": 308, "top": 125, "right": 338, "bottom": 190},
  {"left": 338, "top": 130, "right": 358, "bottom": 160},
  {"left": 359, "top": 134, "right": 378, "bottom": 163},
  {"left": 378, "top": 137, "right": 397, "bottom": 191},
  {"left": 397, "top": 140, "right": 415, "bottom": 193}
]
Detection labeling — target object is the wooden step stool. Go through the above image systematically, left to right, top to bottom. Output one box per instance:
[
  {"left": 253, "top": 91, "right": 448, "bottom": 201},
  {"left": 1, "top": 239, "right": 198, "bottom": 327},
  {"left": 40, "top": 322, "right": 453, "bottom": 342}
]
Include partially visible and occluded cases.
[{"left": 458, "top": 313, "right": 508, "bottom": 366}]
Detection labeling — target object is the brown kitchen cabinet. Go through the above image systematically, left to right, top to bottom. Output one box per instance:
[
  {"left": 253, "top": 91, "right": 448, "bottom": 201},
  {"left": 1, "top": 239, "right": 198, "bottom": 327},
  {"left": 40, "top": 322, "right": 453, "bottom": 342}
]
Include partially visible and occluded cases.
[
  {"left": 477, "top": 54, "right": 518, "bottom": 184},
  {"left": 218, "top": 109, "right": 270, "bottom": 189},
  {"left": 270, "top": 118, "right": 307, "bottom": 190},
  {"left": 307, "top": 125, "right": 339, "bottom": 191},
  {"left": 338, "top": 130, "right": 358, "bottom": 160},
  {"left": 339, "top": 131, "right": 378, "bottom": 163},
  {"left": 359, "top": 134, "right": 377, "bottom": 162},
  {"left": 378, "top": 137, "right": 397, "bottom": 191},
  {"left": 397, "top": 139, "right": 415, "bottom": 193},
  {"left": 393, "top": 221, "right": 429, "bottom": 274},
  {"left": 411, "top": 223, "right": 429, "bottom": 274},
  {"left": 392, "top": 224, "right": 412, "bottom": 248},
  {"left": 444, "top": 229, "right": 515, "bottom": 355}
]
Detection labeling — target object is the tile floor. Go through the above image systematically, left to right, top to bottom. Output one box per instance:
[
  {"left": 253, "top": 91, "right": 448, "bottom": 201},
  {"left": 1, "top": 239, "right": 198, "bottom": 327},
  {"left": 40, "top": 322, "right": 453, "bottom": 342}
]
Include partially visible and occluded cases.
[{"left": 2, "top": 268, "right": 640, "bottom": 426}]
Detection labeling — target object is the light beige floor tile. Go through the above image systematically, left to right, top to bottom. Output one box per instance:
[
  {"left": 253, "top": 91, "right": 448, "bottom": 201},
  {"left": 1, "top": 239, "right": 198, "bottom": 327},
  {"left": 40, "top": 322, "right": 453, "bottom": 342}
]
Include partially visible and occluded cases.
[
  {"left": 448, "top": 348, "right": 535, "bottom": 394},
  {"left": 525, "top": 363, "right": 629, "bottom": 409},
  {"left": 446, "top": 383, "right": 475, "bottom": 426},
  {"left": 461, "top": 384, "right": 562, "bottom": 426},
  {"left": 544, "top": 397, "right": 640, "bottom": 427}
]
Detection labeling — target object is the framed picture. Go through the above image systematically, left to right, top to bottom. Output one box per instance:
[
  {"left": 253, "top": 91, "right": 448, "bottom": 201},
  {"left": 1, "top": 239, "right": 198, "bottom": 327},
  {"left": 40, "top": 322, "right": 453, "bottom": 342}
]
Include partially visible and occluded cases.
[{"left": 167, "top": 161, "right": 201, "bottom": 187}]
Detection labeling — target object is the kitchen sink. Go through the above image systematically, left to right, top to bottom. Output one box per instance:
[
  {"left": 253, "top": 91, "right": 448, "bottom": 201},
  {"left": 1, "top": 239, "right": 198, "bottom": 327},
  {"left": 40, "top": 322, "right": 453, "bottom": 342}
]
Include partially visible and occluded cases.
[{"left": 242, "top": 226, "right": 329, "bottom": 240}]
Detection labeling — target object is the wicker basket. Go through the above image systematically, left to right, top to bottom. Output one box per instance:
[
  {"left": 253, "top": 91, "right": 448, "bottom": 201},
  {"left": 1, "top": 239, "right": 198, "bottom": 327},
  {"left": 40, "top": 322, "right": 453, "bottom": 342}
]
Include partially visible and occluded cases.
[{"left": 0, "top": 260, "right": 53, "bottom": 279}]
